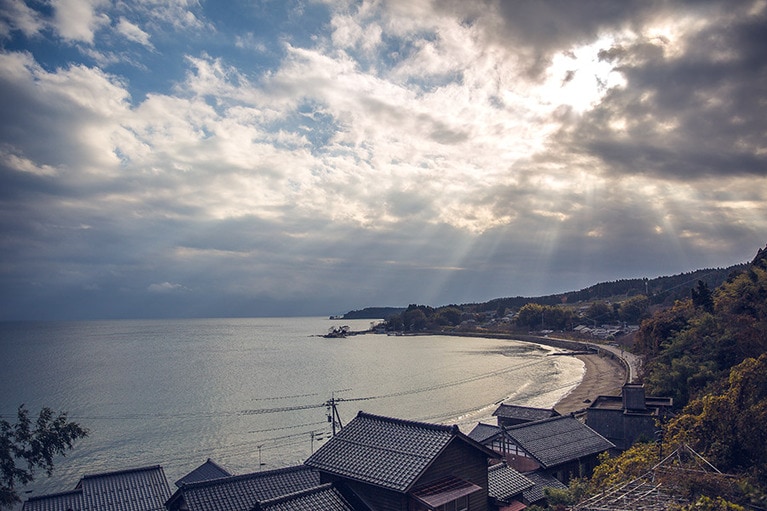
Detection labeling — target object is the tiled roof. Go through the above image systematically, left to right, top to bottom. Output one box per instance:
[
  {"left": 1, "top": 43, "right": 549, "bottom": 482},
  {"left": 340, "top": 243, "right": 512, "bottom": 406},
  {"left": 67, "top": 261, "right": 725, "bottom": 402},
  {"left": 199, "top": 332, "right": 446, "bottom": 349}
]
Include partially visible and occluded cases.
[
  {"left": 493, "top": 404, "right": 558, "bottom": 422},
  {"left": 305, "top": 412, "right": 488, "bottom": 493},
  {"left": 505, "top": 416, "right": 614, "bottom": 469},
  {"left": 467, "top": 423, "right": 502, "bottom": 444},
  {"left": 175, "top": 459, "right": 232, "bottom": 487},
  {"left": 487, "top": 464, "right": 534, "bottom": 501},
  {"left": 78, "top": 465, "right": 171, "bottom": 511},
  {"left": 24, "top": 466, "right": 172, "bottom": 511},
  {"left": 167, "top": 466, "right": 320, "bottom": 511},
  {"left": 521, "top": 472, "right": 567, "bottom": 504},
  {"left": 255, "top": 484, "right": 358, "bottom": 511},
  {"left": 22, "top": 490, "right": 83, "bottom": 511}
]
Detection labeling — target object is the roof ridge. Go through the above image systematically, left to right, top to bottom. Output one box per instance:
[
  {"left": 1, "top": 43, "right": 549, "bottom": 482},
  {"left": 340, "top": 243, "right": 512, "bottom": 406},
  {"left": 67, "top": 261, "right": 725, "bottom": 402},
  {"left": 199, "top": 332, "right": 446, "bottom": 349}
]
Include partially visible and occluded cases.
[
  {"left": 496, "top": 403, "right": 551, "bottom": 410},
  {"left": 356, "top": 411, "right": 458, "bottom": 433},
  {"left": 503, "top": 414, "right": 569, "bottom": 431},
  {"left": 80, "top": 465, "right": 165, "bottom": 480},
  {"left": 179, "top": 465, "right": 312, "bottom": 489},
  {"left": 255, "top": 483, "right": 334, "bottom": 508},
  {"left": 24, "top": 489, "right": 82, "bottom": 502}
]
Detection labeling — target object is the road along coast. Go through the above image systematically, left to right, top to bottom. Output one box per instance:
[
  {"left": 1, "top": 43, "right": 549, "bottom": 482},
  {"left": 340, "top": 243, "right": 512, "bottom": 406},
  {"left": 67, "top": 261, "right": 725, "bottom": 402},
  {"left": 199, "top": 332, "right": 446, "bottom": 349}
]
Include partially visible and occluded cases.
[{"left": 411, "top": 331, "right": 631, "bottom": 416}]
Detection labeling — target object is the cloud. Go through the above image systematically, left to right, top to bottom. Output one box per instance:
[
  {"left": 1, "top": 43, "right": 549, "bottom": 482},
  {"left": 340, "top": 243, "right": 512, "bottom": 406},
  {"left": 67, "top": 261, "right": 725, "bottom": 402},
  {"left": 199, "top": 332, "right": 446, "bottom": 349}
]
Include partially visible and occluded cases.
[
  {"left": 0, "top": 0, "right": 765, "bottom": 320},
  {"left": 0, "top": 0, "right": 46, "bottom": 38},
  {"left": 51, "top": 0, "right": 110, "bottom": 44},
  {"left": 116, "top": 17, "right": 153, "bottom": 48},
  {"left": 148, "top": 282, "right": 189, "bottom": 293}
]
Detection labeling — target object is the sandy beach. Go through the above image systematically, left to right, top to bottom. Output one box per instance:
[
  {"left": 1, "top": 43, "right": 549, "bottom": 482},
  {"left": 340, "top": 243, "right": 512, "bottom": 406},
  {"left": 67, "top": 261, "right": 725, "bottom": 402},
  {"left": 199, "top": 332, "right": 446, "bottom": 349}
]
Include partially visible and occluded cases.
[{"left": 553, "top": 352, "right": 627, "bottom": 415}]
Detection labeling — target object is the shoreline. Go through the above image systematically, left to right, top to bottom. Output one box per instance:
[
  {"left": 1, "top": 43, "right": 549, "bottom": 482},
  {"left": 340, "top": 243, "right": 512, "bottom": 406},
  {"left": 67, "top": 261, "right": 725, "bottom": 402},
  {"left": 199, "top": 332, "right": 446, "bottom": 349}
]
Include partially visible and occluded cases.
[
  {"left": 403, "top": 330, "right": 630, "bottom": 416},
  {"left": 552, "top": 352, "right": 626, "bottom": 415}
]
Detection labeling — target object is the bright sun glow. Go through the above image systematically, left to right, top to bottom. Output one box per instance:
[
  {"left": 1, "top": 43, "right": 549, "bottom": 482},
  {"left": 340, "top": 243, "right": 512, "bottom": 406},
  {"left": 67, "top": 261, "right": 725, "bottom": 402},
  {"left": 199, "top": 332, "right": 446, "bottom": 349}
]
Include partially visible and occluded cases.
[{"left": 540, "top": 37, "right": 626, "bottom": 113}]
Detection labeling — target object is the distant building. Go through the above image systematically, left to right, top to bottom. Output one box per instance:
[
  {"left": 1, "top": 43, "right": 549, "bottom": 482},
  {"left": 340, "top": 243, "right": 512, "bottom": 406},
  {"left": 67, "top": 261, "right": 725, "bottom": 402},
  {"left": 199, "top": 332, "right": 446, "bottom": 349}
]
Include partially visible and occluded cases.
[
  {"left": 585, "top": 383, "right": 673, "bottom": 451},
  {"left": 492, "top": 404, "right": 560, "bottom": 428},
  {"left": 305, "top": 411, "right": 500, "bottom": 511},
  {"left": 174, "top": 459, "right": 231, "bottom": 488},
  {"left": 22, "top": 466, "right": 171, "bottom": 511}
]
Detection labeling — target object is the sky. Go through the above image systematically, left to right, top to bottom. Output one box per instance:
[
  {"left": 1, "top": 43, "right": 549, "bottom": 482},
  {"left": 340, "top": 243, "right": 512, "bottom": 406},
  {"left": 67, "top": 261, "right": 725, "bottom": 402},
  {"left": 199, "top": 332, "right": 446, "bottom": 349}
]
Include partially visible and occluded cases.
[{"left": 0, "top": 0, "right": 765, "bottom": 320}]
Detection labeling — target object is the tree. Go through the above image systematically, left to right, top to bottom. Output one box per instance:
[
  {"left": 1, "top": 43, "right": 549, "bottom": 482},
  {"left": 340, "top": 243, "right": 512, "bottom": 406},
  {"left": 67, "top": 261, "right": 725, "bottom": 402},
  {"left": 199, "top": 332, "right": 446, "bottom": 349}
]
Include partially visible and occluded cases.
[
  {"left": 691, "top": 280, "right": 714, "bottom": 313},
  {"left": 617, "top": 295, "right": 650, "bottom": 323},
  {"left": 584, "top": 301, "right": 613, "bottom": 325},
  {"left": 665, "top": 354, "right": 767, "bottom": 482},
  {"left": 1, "top": 406, "right": 88, "bottom": 509}
]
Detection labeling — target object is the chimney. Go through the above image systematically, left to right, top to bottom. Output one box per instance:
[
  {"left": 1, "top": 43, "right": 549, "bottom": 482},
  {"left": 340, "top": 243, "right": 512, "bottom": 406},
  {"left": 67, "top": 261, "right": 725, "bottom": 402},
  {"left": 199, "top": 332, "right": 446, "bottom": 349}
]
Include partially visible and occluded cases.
[{"left": 622, "top": 384, "right": 647, "bottom": 411}]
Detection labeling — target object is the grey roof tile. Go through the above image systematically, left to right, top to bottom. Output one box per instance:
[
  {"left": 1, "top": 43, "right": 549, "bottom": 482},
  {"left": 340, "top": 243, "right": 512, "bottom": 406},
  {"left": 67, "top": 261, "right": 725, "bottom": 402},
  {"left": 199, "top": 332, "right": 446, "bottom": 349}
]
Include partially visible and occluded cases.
[
  {"left": 304, "top": 412, "right": 461, "bottom": 493},
  {"left": 505, "top": 416, "right": 614, "bottom": 469},
  {"left": 467, "top": 423, "right": 501, "bottom": 444},
  {"left": 175, "top": 459, "right": 232, "bottom": 488},
  {"left": 487, "top": 464, "right": 534, "bottom": 501},
  {"left": 26, "top": 465, "right": 173, "bottom": 511},
  {"left": 79, "top": 466, "right": 171, "bottom": 511},
  {"left": 168, "top": 466, "right": 320, "bottom": 511},
  {"left": 257, "top": 484, "right": 357, "bottom": 511},
  {"left": 22, "top": 490, "right": 83, "bottom": 511}
]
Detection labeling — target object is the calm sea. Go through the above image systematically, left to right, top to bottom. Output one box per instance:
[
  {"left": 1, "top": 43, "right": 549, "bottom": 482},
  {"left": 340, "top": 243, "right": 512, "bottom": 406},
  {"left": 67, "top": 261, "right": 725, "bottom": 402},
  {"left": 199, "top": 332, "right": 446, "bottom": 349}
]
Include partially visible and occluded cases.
[{"left": 0, "top": 317, "right": 583, "bottom": 497}]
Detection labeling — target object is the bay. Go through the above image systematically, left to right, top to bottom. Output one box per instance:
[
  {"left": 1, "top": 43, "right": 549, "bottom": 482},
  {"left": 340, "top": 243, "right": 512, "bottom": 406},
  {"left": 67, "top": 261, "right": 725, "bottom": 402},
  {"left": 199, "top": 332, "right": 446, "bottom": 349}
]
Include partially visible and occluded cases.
[{"left": 0, "top": 317, "right": 583, "bottom": 497}]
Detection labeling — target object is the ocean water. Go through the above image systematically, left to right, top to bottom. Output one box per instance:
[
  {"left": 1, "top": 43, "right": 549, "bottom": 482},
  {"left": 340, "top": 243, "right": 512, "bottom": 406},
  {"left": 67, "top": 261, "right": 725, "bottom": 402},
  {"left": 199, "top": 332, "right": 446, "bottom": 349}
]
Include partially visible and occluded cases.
[{"left": 0, "top": 317, "right": 583, "bottom": 496}]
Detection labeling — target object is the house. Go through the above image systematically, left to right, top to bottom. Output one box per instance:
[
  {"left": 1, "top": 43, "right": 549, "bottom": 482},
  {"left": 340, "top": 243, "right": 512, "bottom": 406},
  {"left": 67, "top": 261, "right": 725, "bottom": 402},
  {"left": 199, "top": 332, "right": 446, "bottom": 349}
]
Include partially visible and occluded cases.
[
  {"left": 585, "top": 384, "right": 673, "bottom": 451},
  {"left": 492, "top": 405, "right": 560, "bottom": 428},
  {"left": 304, "top": 411, "right": 500, "bottom": 511},
  {"left": 470, "top": 416, "right": 614, "bottom": 484},
  {"left": 502, "top": 416, "right": 614, "bottom": 483},
  {"left": 467, "top": 424, "right": 539, "bottom": 472},
  {"left": 174, "top": 459, "right": 232, "bottom": 488},
  {"left": 22, "top": 465, "right": 171, "bottom": 511},
  {"left": 165, "top": 465, "right": 321, "bottom": 511}
]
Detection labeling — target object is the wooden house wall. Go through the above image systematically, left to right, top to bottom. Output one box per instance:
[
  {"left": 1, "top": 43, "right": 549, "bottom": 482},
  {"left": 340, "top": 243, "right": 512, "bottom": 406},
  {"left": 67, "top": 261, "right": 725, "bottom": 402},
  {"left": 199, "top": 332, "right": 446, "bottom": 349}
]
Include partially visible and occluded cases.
[
  {"left": 416, "top": 440, "right": 490, "bottom": 511},
  {"left": 545, "top": 454, "right": 602, "bottom": 485},
  {"left": 319, "top": 472, "right": 406, "bottom": 511}
]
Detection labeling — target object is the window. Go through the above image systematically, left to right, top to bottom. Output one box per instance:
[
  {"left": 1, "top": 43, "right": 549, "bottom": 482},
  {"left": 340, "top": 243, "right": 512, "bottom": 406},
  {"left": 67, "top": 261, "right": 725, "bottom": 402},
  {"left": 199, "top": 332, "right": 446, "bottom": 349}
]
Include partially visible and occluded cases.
[{"left": 436, "top": 495, "right": 468, "bottom": 511}]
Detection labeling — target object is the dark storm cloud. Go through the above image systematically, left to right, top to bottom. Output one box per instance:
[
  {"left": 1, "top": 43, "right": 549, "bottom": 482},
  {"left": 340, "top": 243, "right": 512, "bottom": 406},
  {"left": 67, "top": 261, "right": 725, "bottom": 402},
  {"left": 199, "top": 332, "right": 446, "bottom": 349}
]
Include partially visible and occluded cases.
[{"left": 551, "top": 5, "right": 767, "bottom": 180}]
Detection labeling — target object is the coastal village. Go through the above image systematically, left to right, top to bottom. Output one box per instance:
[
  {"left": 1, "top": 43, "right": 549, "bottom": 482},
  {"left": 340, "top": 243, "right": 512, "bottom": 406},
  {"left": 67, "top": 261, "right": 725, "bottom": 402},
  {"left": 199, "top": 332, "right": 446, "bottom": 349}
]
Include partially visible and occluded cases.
[
  {"left": 19, "top": 247, "right": 767, "bottom": 511},
  {"left": 21, "top": 342, "right": 686, "bottom": 511}
]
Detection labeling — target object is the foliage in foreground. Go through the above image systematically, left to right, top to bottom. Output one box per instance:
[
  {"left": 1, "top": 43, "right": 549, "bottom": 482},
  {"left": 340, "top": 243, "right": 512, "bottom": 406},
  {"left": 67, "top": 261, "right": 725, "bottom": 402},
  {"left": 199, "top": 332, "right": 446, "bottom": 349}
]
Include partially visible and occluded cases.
[{"left": 0, "top": 406, "right": 88, "bottom": 510}]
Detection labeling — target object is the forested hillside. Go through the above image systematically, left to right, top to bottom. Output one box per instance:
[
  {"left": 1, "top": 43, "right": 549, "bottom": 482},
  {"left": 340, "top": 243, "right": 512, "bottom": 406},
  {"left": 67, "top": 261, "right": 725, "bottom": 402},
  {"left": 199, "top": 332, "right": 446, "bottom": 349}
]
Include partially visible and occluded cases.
[
  {"left": 560, "top": 245, "right": 767, "bottom": 511},
  {"left": 638, "top": 245, "right": 767, "bottom": 408}
]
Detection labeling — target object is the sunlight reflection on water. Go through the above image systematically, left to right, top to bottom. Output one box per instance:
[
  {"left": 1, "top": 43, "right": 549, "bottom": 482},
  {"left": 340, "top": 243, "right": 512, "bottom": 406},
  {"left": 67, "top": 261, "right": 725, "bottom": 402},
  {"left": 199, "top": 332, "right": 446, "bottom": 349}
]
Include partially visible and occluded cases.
[{"left": 0, "top": 318, "right": 582, "bottom": 496}]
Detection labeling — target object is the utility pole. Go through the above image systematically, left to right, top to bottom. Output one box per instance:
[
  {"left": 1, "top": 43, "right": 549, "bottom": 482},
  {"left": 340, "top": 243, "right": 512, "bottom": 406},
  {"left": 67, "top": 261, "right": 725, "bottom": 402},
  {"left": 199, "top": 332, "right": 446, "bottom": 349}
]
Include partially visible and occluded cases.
[
  {"left": 326, "top": 393, "right": 344, "bottom": 436},
  {"left": 311, "top": 431, "right": 326, "bottom": 453}
]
